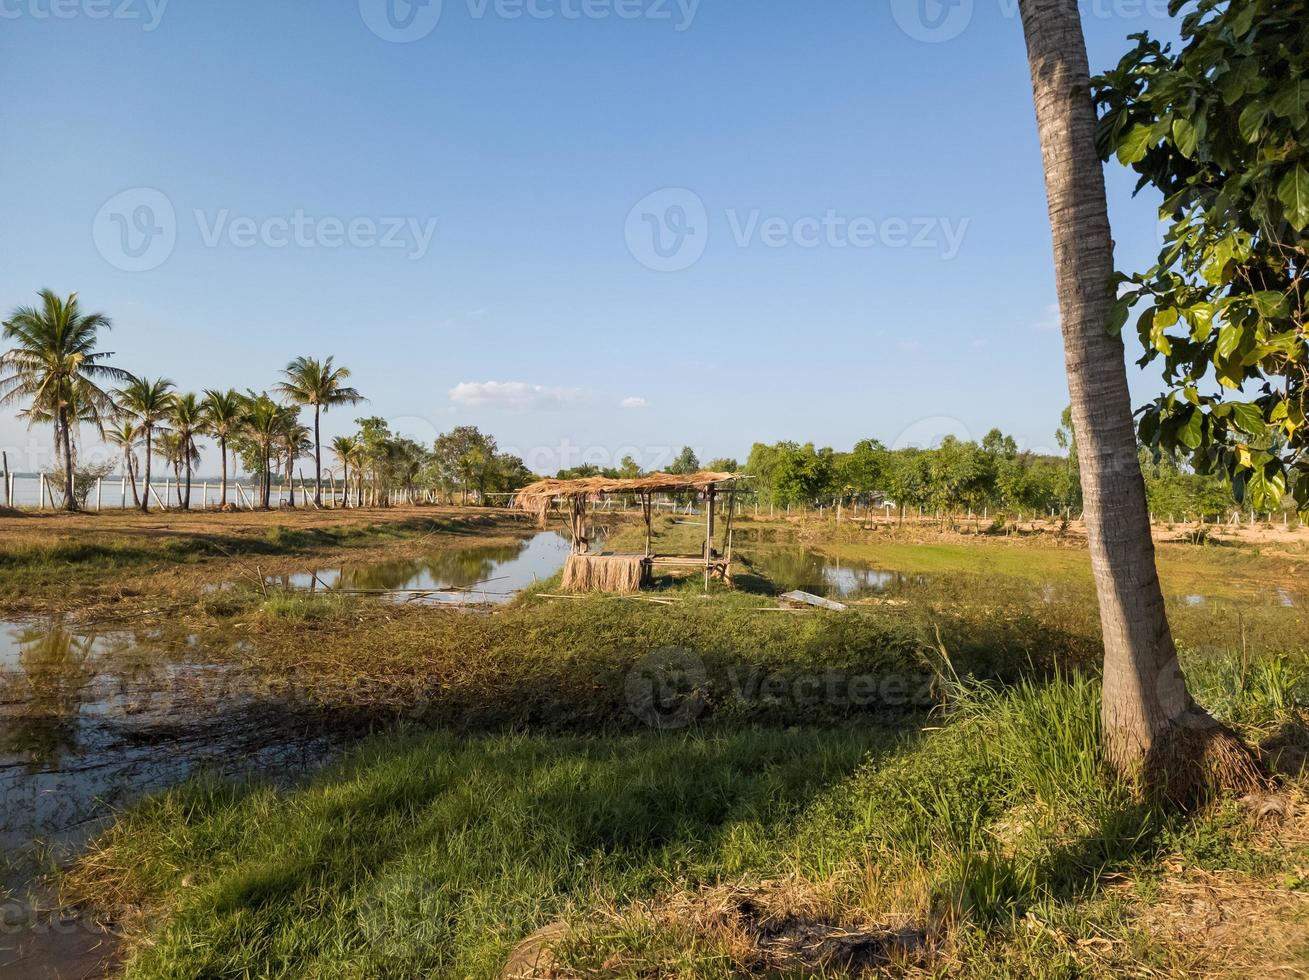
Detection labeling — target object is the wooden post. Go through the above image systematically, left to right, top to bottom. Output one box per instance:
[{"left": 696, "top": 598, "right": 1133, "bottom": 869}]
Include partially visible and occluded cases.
[
  {"left": 1, "top": 451, "right": 8, "bottom": 508},
  {"left": 39, "top": 473, "right": 46, "bottom": 510},
  {"left": 121, "top": 474, "right": 127, "bottom": 509},
  {"left": 96, "top": 478, "right": 103, "bottom": 513},
  {"left": 704, "top": 486, "right": 716, "bottom": 591},
  {"left": 723, "top": 487, "right": 737, "bottom": 578},
  {"left": 642, "top": 492, "right": 653, "bottom": 557}
]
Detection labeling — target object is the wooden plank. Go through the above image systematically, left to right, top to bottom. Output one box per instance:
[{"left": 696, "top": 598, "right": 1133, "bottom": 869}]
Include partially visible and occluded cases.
[{"left": 779, "top": 590, "right": 848, "bottom": 612}]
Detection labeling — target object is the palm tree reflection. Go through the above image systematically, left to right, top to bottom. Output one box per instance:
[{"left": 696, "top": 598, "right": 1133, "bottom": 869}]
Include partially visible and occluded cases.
[{"left": 0, "top": 621, "right": 98, "bottom": 766}]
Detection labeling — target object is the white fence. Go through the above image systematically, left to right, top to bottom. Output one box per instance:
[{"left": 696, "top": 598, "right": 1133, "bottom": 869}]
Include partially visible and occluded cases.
[{"left": 0, "top": 474, "right": 361, "bottom": 511}]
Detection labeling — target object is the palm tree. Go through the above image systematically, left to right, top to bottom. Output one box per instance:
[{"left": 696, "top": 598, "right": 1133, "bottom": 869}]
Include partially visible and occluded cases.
[
  {"left": 1018, "top": 0, "right": 1260, "bottom": 800},
  {"left": 0, "top": 291, "right": 128, "bottom": 511},
  {"left": 275, "top": 356, "right": 364, "bottom": 507},
  {"left": 117, "top": 377, "right": 175, "bottom": 513},
  {"left": 201, "top": 388, "right": 243, "bottom": 509},
  {"left": 241, "top": 391, "right": 294, "bottom": 509},
  {"left": 168, "top": 392, "right": 204, "bottom": 510},
  {"left": 104, "top": 418, "right": 141, "bottom": 507},
  {"left": 279, "top": 420, "right": 312, "bottom": 508},
  {"left": 154, "top": 430, "right": 195, "bottom": 508},
  {"left": 330, "top": 435, "right": 360, "bottom": 508}
]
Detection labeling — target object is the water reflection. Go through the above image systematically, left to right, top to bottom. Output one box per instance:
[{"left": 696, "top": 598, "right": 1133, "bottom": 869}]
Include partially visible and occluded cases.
[
  {"left": 272, "top": 531, "right": 575, "bottom": 604},
  {"left": 748, "top": 547, "right": 918, "bottom": 599},
  {"left": 0, "top": 624, "right": 97, "bottom": 766}
]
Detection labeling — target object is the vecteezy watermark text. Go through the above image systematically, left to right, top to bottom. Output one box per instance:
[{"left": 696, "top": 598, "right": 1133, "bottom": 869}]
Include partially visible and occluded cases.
[
  {"left": 0, "top": 0, "right": 168, "bottom": 29},
  {"left": 358, "top": 0, "right": 698, "bottom": 42},
  {"left": 625, "top": 187, "right": 969, "bottom": 271},
  {"left": 93, "top": 188, "right": 439, "bottom": 271},
  {"left": 195, "top": 210, "right": 438, "bottom": 258},
  {"left": 624, "top": 647, "right": 938, "bottom": 730}
]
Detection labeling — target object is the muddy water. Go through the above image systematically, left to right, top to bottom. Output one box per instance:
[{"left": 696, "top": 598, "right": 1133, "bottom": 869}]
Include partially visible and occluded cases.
[{"left": 0, "top": 621, "right": 342, "bottom": 978}]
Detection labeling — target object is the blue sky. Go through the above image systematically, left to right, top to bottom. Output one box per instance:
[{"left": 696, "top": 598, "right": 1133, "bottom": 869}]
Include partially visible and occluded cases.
[{"left": 1, "top": 0, "right": 1178, "bottom": 476}]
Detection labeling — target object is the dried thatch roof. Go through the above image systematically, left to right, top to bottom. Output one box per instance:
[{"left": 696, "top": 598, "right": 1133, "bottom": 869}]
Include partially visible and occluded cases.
[{"left": 513, "top": 471, "right": 738, "bottom": 515}]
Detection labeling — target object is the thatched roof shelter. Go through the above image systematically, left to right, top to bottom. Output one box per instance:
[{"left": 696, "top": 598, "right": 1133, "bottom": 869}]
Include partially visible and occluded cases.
[
  {"left": 512, "top": 471, "right": 742, "bottom": 592},
  {"left": 512, "top": 471, "right": 738, "bottom": 518}
]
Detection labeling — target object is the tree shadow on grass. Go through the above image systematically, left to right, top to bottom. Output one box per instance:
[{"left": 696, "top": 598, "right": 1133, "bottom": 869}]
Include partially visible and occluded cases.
[{"left": 130, "top": 725, "right": 903, "bottom": 978}]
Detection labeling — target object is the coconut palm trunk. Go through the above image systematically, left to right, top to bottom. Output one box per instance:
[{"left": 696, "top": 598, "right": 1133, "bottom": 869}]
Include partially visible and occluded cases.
[
  {"left": 1018, "top": 0, "right": 1262, "bottom": 800},
  {"left": 313, "top": 405, "right": 322, "bottom": 507},
  {"left": 58, "top": 406, "right": 76, "bottom": 511},
  {"left": 140, "top": 424, "right": 154, "bottom": 513},
  {"left": 219, "top": 436, "right": 228, "bottom": 507},
  {"left": 125, "top": 450, "right": 140, "bottom": 507}
]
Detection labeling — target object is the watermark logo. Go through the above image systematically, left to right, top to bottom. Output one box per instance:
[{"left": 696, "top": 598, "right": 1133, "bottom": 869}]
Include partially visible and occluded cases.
[
  {"left": 0, "top": 0, "right": 170, "bottom": 30},
  {"left": 359, "top": 0, "right": 443, "bottom": 41},
  {"left": 891, "top": 0, "right": 973, "bottom": 43},
  {"left": 93, "top": 187, "right": 176, "bottom": 272},
  {"left": 624, "top": 187, "right": 708, "bottom": 273},
  {"left": 92, "top": 189, "right": 440, "bottom": 271},
  {"left": 624, "top": 189, "right": 969, "bottom": 271},
  {"left": 625, "top": 646, "right": 707, "bottom": 730}
]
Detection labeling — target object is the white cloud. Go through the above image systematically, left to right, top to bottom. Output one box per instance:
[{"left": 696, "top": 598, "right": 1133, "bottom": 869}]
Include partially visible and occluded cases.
[
  {"left": 1035, "top": 303, "right": 1061, "bottom": 332},
  {"left": 449, "top": 381, "right": 583, "bottom": 411},
  {"left": 620, "top": 396, "right": 649, "bottom": 409}
]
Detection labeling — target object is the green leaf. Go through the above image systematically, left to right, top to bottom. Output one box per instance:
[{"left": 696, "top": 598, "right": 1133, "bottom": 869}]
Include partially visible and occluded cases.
[
  {"left": 1229, "top": 3, "right": 1255, "bottom": 36},
  {"left": 1272, "top": 79, "right": 1309, "bottom": 129},
  {"left": 1238, "top": 102, "right": 1266, "bottom": 143},
  {"left": 1173, "top": 117, "right": 1199, "bottom": 157},
  {"left": 1117, "top": 124, "right": 1155, "bottom": 165},
  {"left": 1278, "top": 165, "right": 1309, "bottom": 232},
  {"left": 1252, "top": 290, "right": 1289, "bottom": 318},
  {"left": 1183, "top": 301, "right": 1216, "bottom": 341},
  {"left": 1216, "top": 322, "right": 1243, "bottom": 359},
  {"left": 1229, "top": 402, "right": 1266, "bottom": 436},
  {"left": 1177, "top": 409, "right": 1204, "bottom": 449},
  {"left": 1246, "top": 463, "right": 1286, "bottom": 512}
]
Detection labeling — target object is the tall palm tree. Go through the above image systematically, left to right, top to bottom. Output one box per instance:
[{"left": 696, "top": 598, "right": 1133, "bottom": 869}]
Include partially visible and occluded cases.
[
  {"left": 1018, "top": 0, "right": 1260, "bottom": 799},
  {"left": 0, "top": 291, "right": 128, "bottom": 511},
  {"left": 275, "top": 356, "right": 364, "bottom": 507},
  {"left": 117, "top": 377, "right": 175, "bottom": 513},
  {"left": 201, "top": 388, "right": 243, "bottom": 509},
  {"left": 168, "top": 392, "right": 204, "bottom": 510},
  {"left": 104, "top": 418, "right": 141, "bottom": 507},
  {"left": 331, "top": 435, "right": 360, "bottom": 508}
]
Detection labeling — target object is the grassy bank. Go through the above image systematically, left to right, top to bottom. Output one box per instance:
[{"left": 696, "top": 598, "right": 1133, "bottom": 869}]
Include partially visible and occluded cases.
[
  {"left": 0, "top": 506, "right": 528, "bottom": 616},
  {"left": 68, "top": 663, "right": 1309, "bottom": 978}
]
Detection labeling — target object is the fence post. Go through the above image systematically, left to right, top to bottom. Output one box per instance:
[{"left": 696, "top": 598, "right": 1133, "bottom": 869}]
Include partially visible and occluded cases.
[
  {"left": 1, "top": 451, "right": 7, "bottom": 508},
  {"left": 39, "top": 474, "right": 46, "bottom": 510},
  {"left": 96, "top": 478, "right": 103, "bottom": 513}
]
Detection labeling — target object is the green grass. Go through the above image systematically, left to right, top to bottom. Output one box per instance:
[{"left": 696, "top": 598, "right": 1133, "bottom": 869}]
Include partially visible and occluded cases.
[
  {"left": 0, "top": 514, "right": 508, "bottom": 603},
  {"left": 70, "top": 652, "right": 1309, "bottom": 979}
]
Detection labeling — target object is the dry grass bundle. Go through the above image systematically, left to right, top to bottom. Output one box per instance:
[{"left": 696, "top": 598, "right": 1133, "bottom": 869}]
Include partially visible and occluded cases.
[
  {"left": 513, "top": 471, "right": 737, "bottom": 519},
  {"left": 560, "top": 553, "right": 648, "bottom": 594}
]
